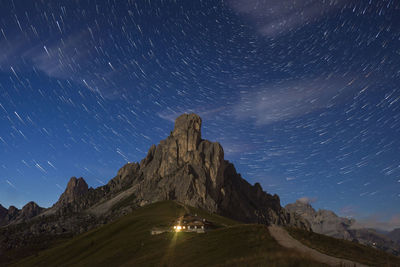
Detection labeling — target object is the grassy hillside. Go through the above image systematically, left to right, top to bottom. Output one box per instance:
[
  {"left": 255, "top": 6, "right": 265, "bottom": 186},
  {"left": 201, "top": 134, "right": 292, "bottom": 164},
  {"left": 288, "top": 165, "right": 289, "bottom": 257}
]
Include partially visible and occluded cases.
[
  {"left": 13, "top": 201, "right": 323, "bottom": 267},
  {"left": 287, "top": 227, "right": 400, "bottom": 267}
]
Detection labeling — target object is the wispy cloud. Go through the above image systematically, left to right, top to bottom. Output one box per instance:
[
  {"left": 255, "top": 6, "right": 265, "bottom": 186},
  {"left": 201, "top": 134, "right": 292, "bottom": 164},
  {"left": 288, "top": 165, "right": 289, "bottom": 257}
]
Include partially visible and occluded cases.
[
  {"left": 228, "top": 0, "right": 350, "bottom": 37},
  {"left": 0, "top": 30, "right": 115, "bottom": 98},
  {"left": 26, "top": 31, "right": 108, "bottom": 95},
  {"left": 0, "top": 35, "right": 32, "bottom": 71},
  {"left": 234, "top": 76, "right": 359, "bottom": 125},
  {"left": 340, "top": 205, "right": 400, "bottom": 231},
  {"left": 351, "top": 214, "right": 400, "bottom": 231}
]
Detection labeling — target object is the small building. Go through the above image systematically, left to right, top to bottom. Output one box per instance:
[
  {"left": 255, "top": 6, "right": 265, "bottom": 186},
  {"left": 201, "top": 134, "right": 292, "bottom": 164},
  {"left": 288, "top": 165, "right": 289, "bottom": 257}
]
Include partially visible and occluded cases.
[
  {"left": 150, "top": 214, "right": 214, "bottom": 235},
  {"left": 172, "top": 214, "right": 213, "bottom": 233}
]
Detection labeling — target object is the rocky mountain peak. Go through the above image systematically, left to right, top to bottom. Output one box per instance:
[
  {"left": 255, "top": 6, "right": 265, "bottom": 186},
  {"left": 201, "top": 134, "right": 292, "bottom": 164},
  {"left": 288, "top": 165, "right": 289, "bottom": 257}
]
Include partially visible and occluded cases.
[
  {"left": 125, "top": 113, "right": 309, "bottom": 228},
  {"left": 171, "top": 113, "right": 202, "bottom": 157},
  {"left": 172, "top": 113, "right": 202, "bottom": 137},
  {"left": 56, "top": 177, "right": 89, "bottom": 206},
  {"left": 66, "top": 177, "right": 88, "bottom": 196},
  {"left": 286, "top": 199, "right": 355, "bottom": 239},
  {"left": 286, "top": 200, "right": 316, "bottom": 216},
  {"left": 20, "top": 201, "right": 43, "bottom": 220},
  {"left": 8, "top": 206, "right": 19, "bottom": 216}
]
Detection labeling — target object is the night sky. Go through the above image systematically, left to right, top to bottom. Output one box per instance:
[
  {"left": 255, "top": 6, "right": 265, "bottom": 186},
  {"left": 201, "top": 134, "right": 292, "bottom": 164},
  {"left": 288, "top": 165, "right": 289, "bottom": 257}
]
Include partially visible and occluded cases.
[{"left": 0, "top": 0, "right": 399, "bottom": 230}]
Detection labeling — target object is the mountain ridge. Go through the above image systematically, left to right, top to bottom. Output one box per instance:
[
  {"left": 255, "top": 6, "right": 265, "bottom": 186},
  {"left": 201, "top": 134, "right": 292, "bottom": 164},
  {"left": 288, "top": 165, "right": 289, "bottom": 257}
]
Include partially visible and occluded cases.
[
  {"left": 285, "top": 199, "right": 400, "bottom": 255},
  {"left": 0, "top": 202, "right": 44, "bottom": 227}
]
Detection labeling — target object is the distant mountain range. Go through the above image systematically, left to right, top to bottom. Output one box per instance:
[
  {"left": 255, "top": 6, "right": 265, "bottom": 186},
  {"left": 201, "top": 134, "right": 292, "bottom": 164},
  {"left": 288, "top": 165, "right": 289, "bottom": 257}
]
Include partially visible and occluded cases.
[
  {"left": 0, "top": 113, "right": 399, "bottom": 263},
  {"left": 286, "top": 200, "right": 400, "bottom": 255}
]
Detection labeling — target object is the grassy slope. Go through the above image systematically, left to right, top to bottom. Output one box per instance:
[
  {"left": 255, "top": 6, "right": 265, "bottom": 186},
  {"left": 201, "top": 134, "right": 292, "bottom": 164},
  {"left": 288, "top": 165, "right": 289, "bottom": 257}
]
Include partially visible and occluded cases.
[
  {"left": 14, "top": 201, "right": 322, "bottom": 267},
  {"left": 287, "top": 227, "right": 400, "bottom": 267},
  {"left": 0, "top": 235, "right": 70, "bottom": 266}
]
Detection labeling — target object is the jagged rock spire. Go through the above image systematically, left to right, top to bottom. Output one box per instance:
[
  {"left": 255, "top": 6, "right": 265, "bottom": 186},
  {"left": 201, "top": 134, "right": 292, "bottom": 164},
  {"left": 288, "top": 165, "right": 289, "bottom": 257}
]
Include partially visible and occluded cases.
[
  {"left": 131, "top": 113, "right": 308, "bottom": 228},
  {"left": 172, "top": 113, "right": 202, "bottom": 156}
]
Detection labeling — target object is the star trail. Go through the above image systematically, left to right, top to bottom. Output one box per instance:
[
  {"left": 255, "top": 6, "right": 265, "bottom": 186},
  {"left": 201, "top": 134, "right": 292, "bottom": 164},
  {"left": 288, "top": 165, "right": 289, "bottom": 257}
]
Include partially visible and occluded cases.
[{"left": 0, "top": 0, "right": 399, "bottom": 229}]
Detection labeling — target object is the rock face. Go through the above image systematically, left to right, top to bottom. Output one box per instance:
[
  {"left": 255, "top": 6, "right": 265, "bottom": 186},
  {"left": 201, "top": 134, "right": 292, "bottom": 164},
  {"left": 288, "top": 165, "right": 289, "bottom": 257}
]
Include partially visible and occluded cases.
[
  {"left": 53, "top": 177, "right": 89, "bottom": 212},
  {"left": 57, "top": 177, "right": 89, "bottom": 205},
  {"left": 285, "top": 200, "right": 354, "bottom": 239},
  {"left": 20, "top": 202, "right": 44, "bottom": 221}
]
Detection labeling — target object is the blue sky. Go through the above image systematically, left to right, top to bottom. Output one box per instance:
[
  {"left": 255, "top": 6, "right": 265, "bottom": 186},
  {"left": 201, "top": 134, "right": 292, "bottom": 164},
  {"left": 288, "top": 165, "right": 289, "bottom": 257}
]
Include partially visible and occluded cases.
[{"left": 0, "top": 0, "right": 399, "bottom": 230}]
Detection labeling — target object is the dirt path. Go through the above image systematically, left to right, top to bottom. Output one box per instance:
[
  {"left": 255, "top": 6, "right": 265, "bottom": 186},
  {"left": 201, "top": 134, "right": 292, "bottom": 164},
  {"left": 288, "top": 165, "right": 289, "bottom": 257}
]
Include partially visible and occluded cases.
[{"left": 268, "top": 225, "right": 368, "bottom": 267}]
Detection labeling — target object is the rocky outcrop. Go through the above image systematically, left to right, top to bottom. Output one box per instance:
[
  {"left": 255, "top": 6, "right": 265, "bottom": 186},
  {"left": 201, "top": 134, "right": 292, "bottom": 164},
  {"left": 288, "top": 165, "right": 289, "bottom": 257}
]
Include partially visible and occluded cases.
[
  {"left": 105, "top": 162, "right": 141, "bottom": 195},
  {"left": 52, "top": 177, "right": 90, "bottom": 213},
  {"left": 56, "top": 177, "right": 89, "bottom": 206},
  {"left": 285, "top": 200, "right": 354, "bottom": 238},
  {"left": 0, "top": 202, "right": 45, "bottom": 227},
  {"left": 19, "top": 202, "right": 44, "bottom": 221}
]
